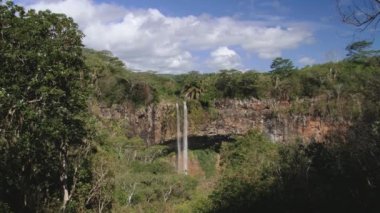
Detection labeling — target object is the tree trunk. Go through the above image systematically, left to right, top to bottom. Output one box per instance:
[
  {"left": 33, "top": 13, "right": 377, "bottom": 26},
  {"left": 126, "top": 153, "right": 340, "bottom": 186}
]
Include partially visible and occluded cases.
[
  {"left": 275, "top": 76, "right": 279, "bottom": 89},
  {"left": 60, "top": 145, "right": 70, "bottom": 210}
]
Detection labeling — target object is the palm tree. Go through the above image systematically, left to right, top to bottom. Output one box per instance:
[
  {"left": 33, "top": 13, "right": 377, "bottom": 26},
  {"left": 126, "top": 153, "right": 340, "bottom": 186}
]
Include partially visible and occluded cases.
[{"left": 182, "top": 82, "right": 203, "bottom": 100}]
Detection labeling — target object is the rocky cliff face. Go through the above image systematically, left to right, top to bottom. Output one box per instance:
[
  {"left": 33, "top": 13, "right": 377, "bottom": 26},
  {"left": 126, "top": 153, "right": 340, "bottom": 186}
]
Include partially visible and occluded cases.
[{"left": 92, "top": 98, "right": 349, "bottom": 145}]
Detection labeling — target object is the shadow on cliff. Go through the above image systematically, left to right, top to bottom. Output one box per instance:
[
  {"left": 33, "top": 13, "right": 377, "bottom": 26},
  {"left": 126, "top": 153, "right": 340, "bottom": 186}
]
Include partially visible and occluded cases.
[{"left": 163, "top": 135, "right": 236, "bottom": 152}]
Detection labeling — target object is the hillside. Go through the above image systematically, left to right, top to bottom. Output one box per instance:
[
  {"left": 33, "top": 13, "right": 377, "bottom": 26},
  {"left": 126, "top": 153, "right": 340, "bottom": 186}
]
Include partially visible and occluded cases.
[
  {"left": 1, "top": 1, "right": 380, "bottom": 212},
  {"left": 80, "top": 48, "right": 380, "bottom": 212}
]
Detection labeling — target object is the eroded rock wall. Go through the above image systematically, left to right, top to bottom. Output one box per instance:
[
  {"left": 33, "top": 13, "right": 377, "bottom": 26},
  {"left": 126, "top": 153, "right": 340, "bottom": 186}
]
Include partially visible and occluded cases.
[{"left": 92, "top": 98, "right": 348, "bottom": 144}]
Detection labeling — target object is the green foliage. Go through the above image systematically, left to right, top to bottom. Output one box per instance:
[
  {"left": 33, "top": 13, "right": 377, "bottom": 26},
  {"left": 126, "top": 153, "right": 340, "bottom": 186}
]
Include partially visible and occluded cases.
[
  {"left": 0, "top": 1, "right": 91, "bottom": 211},
  {"left": 2, "top": 1, "right": 380, "bottom": 212},
  {"left": 345, "top": 40, "right": 380, "bottom": 66},
  {"left": 346, "top": 40, "right": 373, "bottom": 56},
  {"left": 346, "top": 40, "right": 379, "bottom": 61},
  {"left": 85, "top": 42, "right": 379, "bottom": 113},
  {"left": 55, "top": 49, "right": 380, "bottom": 213},
  {"left": 84, "top": 49, "right": 159, "bottom": 106},
  {"left": 269, "top": 57, "right": 297, "bottom": 100},
  {"left": 270, "top": 57, "right": 295, "bottom": 78},
  {"left": 214, "top": 69, "right": 259, "bottom": 99},
  {"left": 214, "top": 70, "right": 241, "bottom": 98},
  {"left": 180, "top": 71, "right": 203, "bottom": 100},
  {"left": 239, "top": 71, "right": 260, "bottom": 98},
  {"left": 202, "top": 75, "right": 380, "bottom": 212},
  {"left": 187, "top": 100, "right": 210, "bottom": 127},
  {"left": 87, "top": 112, "right": 199, "bottom": 212},
  {"left": 203, "top": 114, "right": 380, "bottom": 212},
  {"left": 203, "top": 131, "right": 280, "bottom": 212},
  {"left": 273, "top": 138, "right": 380, "bottom": 213},
  {"left": 192, "top": 149, "right": 217, "bottom": 178},
  {"left": 131, "top": 160, "right": 172, "bottom": 174},
  {"left": 175, "top": 190, "right": 211, "bottom": 213}
]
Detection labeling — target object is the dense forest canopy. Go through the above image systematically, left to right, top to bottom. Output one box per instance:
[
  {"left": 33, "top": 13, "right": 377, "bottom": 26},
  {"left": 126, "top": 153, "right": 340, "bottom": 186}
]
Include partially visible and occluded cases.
[
  {"left": 1, "top": 0, "right": 380, "bottom": 212},
  {"left": 0, "top": 1, "right": 91, "bottom": 211}
]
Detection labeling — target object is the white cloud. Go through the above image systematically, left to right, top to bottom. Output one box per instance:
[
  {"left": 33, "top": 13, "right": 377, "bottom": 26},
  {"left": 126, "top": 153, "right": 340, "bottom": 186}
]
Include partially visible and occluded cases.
[
  {"left": 24, "top": 0, "right": 314, "bottom": 73},
  {"left": 208, "top": 46, "right": 241, "bottom": 70},
  {"left": 298, "top": 57, "right": 316, "bottom": 66}
]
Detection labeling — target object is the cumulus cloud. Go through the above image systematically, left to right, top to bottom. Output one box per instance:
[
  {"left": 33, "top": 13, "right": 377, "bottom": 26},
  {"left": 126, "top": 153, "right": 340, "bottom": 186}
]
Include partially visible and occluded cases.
[
  {"left": 23, "top": 0, "right": 314, "bottom": 73},
  {"left": 208, "top": 46, "right": 241, "bottom": 70},
  {"left": 298, "top": 57, "right": 316, "bottom": 66}
]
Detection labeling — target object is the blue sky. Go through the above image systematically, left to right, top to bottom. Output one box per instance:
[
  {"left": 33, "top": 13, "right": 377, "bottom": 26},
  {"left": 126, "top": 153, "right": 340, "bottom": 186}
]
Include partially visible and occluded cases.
[{"left": 17, "top": 0, "right": 380, "bottom": 73}]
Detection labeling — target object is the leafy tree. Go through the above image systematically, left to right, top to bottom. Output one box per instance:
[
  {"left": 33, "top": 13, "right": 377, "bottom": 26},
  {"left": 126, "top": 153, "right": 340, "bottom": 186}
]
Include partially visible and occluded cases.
[
  {"left": 0, "top": 1, "right": 91, "bottom": 211},
  {"left": 345, "top": 40, "right": 380, "bottom": 64},
  {"left": 346, "top": 40, "right": 373, "bottom": 56},
  {"left": 84, "top": 49, "right": 159, "bottom": 106},
  {"left": 269, "top": 57, "right": 296, "bottom": 100},
  {"left": 270, "top": 57, "right": 295, "bottom": 78},
  {"left": 270, "top": 57, "right": 295, "bottom": 90},
  {"left": 214, "top": 69, "right": 259, "bottom": 99},
  {"left": 215, "top": 70, "right": 241, "bottom": 98},
  {"left": 181, "top": 71, "right": 203, "bottom": 100},
  {"left": 239, "top": 71, "right": 259, "bottom": 98},
  {"left": 130, "top": 82, "right": 156, "bottom": 105},
  {"left": 183, "top": 84, "right": 203, "bottom": 100},
  {"left": 203, "top": 130, "right": 380, "bottom": 213},
  {"left": 204, "top": 131, "right": 280, "bottom": 212}
]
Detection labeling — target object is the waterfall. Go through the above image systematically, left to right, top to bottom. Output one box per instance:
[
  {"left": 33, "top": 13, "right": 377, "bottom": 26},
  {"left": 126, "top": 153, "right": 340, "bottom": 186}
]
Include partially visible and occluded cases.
[
  {"left": 175, "top": 101, "right": 188, "bottom": 175},
  {"left": 183, "top": 101, "right": 188, "bottom": 175},
  {"left": 176, "top": 103, "right": 182, "bottom": 173}
]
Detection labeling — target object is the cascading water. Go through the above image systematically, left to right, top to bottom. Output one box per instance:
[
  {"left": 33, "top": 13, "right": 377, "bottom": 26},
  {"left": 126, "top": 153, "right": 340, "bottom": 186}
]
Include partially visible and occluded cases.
[
  {"left": 183, "top": 101, "right": 188, "bottom": 175},
  {"left": 176, "top": 103, "right": 182, "bottom": 173}
]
